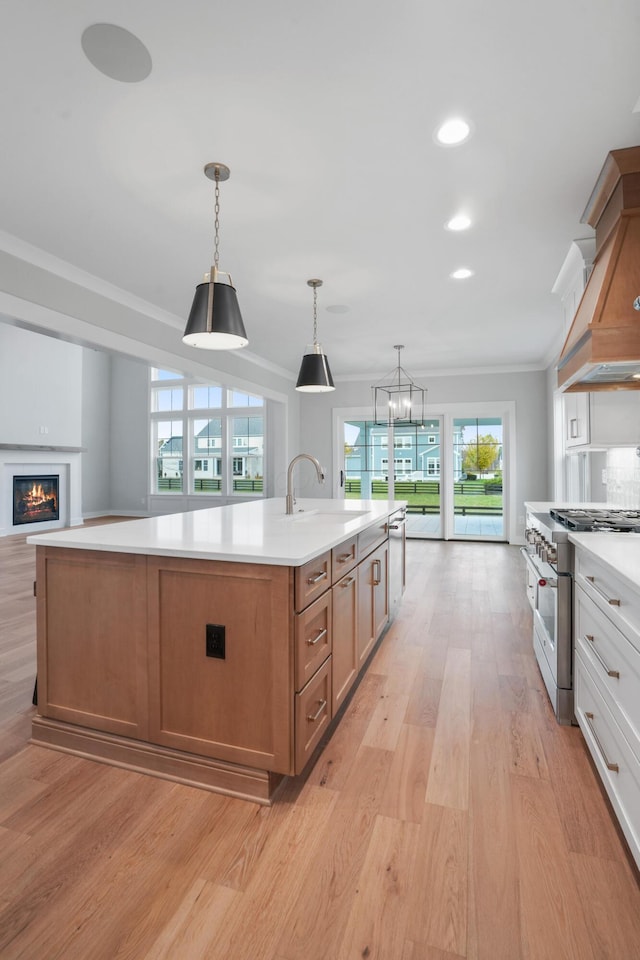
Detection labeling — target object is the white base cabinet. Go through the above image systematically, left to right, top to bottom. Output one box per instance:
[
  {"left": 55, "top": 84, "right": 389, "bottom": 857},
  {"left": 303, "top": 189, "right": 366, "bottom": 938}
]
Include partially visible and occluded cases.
[{"left": 574, "top": 548, "right": 640, "bottom": 870}]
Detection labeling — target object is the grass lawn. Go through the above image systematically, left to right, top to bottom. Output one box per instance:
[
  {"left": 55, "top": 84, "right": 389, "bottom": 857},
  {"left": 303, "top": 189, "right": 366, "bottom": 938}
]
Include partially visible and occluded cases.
[{"left": 346, "top": 490, "right": 502, "bottom": 509}]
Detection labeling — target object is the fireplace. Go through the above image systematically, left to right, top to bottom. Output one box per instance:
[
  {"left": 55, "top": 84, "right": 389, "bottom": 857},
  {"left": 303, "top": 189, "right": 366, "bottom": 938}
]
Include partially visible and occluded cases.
[{"left": 13, "top": 474, "right": 60, "bottom": 526}]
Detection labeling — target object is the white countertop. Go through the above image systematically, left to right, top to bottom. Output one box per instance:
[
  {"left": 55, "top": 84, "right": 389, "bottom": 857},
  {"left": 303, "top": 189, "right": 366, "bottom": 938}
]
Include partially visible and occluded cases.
[
  {"left": 27, "top": 498, "right": 406, "bottom": 566},
  {"left": 569, "top": 532, "right": 640, "bottom": 593}
]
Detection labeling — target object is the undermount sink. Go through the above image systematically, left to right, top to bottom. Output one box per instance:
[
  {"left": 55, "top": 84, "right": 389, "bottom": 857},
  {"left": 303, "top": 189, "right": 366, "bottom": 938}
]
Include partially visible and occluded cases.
[{"left": 280, "top": 509, "right": 369, "bottom": 522}]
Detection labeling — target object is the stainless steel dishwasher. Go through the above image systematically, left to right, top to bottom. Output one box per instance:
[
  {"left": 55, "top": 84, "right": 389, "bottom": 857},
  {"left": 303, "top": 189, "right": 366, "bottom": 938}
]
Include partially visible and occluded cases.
[{"left": 388, "top": 507, "right": 406, "bottom": 620}]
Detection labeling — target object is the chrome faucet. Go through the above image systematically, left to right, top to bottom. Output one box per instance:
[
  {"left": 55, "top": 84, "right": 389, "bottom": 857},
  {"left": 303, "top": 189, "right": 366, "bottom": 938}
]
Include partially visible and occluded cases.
[{"left": 286, "top": 453, "right": 325, "bottom": 514}]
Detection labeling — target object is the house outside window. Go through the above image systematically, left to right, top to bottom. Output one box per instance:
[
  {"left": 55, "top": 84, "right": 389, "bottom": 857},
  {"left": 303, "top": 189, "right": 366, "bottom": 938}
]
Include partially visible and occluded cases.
[{"left": 150, "top": 369, "right": 265, "bottom": 497}]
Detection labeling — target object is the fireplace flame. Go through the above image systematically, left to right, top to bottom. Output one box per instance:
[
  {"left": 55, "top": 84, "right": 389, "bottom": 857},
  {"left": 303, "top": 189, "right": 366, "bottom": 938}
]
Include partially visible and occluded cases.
[{"left": 26, "top": 483, "right": 55, "bottom": 508}]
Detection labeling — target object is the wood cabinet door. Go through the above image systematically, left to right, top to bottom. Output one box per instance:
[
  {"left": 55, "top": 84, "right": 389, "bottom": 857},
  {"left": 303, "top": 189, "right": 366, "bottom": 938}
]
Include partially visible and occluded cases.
[
  {"left": 357, "top": 542, "right": 389, "bottom": 668},
  {"left": 372, "top": 542, "right": 389, "bottom": 642},
  {"left": 147, "top": 556, "right": 294, "bottom": 775},
  {"left": 332, "top": 570, "right": 358, "bottom": 714}
]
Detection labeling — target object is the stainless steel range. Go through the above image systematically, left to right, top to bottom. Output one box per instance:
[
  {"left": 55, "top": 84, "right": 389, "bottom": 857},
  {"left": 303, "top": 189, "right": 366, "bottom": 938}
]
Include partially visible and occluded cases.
[{"left": 522, "top": 505, "right": 640, "bottom": 724}]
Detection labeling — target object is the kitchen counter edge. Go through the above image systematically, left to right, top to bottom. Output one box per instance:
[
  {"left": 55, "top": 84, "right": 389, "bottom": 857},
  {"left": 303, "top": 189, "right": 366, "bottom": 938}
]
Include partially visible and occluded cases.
[{"left": 26, "top": 498, "right": 407, "bottom": 567}]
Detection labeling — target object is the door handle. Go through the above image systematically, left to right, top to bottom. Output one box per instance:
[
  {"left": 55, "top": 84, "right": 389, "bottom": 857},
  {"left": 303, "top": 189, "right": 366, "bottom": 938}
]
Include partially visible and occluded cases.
[{"left": 340, "top": 469, "right": 345, "bottom": 488}]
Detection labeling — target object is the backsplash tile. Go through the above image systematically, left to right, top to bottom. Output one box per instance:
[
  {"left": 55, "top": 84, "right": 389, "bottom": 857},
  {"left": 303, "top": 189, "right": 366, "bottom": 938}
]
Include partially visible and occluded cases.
[{"left": 605, "top": 447, "right": 640, "bottom": 508}]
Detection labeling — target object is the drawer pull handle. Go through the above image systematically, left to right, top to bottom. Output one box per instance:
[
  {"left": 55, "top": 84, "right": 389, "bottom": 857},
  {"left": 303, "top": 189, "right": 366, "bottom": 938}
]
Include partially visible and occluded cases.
[
  {"left": 337, "top": 553, "right": 353, "bottom": 563},
  {"left": 373, "top": 558, "right": 382, "bottom": 585},
  {"left": 307, "top": 570, "right": 328, "bottom": 585},
  {"left": 340, "top": 576, "right": 355, "bottom": 587},
  {"left": 585, "top": 576, "right": 620, "bottom": 606},
  {"left": 307, "top": 628, "right": 327, "bottom": 646},
  {"left": 584, "top": 635, "right": 620, "bottom": 679},
  {"left": 307, "top": 698, "right": 327, "bottom": 723},
  {"left": 584, "top": 711, "right": 619, "bottom": 773}
]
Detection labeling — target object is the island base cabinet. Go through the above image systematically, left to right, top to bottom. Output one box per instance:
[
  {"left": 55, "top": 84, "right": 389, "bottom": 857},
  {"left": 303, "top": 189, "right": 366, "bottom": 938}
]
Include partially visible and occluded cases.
[
  {"left": 31, "top": 516, "right": 397, "bottom": 803},
  {"left": 357, "top": 542, "right": 389, "bottom": 668},
  {"left": 35, "top": 548, "right": 149, "bottom": 740},
  {"left": 146, "top": 556, "right": 294, "bottom": 776},
  {"left": 331, "top": 570, "right": 358, "bottom": 714},
  {"left": 575, "top": 650, "right": 640, "bottom": 870},
  {"left": 294, "top": 656, "right": 332, "bottom": 772}
]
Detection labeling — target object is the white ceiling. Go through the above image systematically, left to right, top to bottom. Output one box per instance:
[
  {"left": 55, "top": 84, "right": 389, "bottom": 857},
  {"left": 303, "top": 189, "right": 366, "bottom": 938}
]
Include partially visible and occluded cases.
[{"left": 1, "top": 0, "right": 640, "bottom": 381}]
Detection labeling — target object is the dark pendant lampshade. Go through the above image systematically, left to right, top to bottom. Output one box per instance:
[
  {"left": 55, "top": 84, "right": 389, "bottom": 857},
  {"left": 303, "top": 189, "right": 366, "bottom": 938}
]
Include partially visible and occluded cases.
[
  {"left": 183, "top": 278, "right": 248, "bottom": 350},
  {"left": 296, "top": 344, "right": 335, "bottom": 392}
]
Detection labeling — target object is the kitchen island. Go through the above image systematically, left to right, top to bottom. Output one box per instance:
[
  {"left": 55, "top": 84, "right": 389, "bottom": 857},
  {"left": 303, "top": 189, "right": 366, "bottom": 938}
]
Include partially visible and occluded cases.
[{"left": 28, "top": 498, "right": 405, "bottom": 803}]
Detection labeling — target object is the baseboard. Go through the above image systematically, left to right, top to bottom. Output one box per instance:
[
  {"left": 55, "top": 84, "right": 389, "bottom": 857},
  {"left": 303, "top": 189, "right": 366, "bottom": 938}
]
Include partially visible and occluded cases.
[{"left": 31, "top": 716, "right": 285, "bottom": 804}]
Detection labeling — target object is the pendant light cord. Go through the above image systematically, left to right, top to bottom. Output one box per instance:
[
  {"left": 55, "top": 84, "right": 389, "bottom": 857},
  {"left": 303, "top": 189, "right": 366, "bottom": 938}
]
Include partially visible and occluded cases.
[
  {"left": 213, "top": 172, "right": 221, "bottom": 270},
  {"left": 312, "top": 283, "right": 318, "bottom": 345}
]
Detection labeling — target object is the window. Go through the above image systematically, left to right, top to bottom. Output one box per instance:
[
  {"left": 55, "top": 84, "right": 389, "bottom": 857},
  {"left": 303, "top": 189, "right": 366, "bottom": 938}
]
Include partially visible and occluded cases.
[
  {"left": 150, "top": 370, "right": 265, "bottom": 497},
  {"left": 154, "top": 419, "right": 183, "bottom": 490},
  {"left": 427, "top": 434, "right": 437, "bottom": 445},
  {"left": 394, "top": 436, "right": 412, "bottom": 449},
  {"left": 380, "top": 457, "right": 412, "bottom": 476},
  {"left": 426, "top": 457, "right": 440, "bottom": 476}
]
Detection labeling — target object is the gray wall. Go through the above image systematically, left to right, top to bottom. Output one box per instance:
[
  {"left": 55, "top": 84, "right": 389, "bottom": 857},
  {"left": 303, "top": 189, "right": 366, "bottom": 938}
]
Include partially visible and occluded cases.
[
  {"left": 81, "top": 347, "right": 111, "bottom": 516},
  {"left": 109, "top": 356, "right": 150, "bottom": 514}
]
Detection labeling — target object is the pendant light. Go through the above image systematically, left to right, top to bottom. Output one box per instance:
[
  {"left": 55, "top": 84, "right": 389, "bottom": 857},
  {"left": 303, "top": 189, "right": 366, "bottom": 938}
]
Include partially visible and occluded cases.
[
  {"left": 182, "top": 162, "right": 248, "bottom": 350},
  {"left": 295, "top": 279, "right": 335, "bottom": 392},
  {"left": 373, "top": 344, "right": 426, "bottom": 426}
]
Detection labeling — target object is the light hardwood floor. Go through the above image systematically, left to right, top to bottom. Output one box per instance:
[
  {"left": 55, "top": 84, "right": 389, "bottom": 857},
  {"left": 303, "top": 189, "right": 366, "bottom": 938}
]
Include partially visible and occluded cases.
[{"left": 1, "top": 527, "right": 639, "bottom": 959}]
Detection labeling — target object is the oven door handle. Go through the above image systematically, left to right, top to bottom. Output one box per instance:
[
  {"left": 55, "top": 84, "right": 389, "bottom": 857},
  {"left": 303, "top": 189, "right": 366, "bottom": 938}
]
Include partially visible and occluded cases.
[{"left": 520, "top": 547, "right": 552, "bottom": 582}]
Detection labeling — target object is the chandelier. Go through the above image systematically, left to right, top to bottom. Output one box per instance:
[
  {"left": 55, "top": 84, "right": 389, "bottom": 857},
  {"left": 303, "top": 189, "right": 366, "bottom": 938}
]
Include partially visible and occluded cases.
[{"left": 373, "top": 345, "right": 426, "bottom": 426}]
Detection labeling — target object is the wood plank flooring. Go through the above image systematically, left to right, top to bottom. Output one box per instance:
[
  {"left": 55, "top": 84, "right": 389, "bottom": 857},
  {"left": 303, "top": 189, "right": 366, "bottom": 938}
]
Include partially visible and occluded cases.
[{"left": 1, "top": 527, "right": 639, "bottom": 959}]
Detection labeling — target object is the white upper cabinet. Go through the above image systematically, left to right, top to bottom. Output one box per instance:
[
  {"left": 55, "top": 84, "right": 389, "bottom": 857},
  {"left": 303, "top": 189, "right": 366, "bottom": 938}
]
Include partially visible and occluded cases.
[
  {"left": 564, "top": 391, "right": 640, "bottom": 449},
  {"left": 564, "top": 392, "right": 590, "bottom": 447}
]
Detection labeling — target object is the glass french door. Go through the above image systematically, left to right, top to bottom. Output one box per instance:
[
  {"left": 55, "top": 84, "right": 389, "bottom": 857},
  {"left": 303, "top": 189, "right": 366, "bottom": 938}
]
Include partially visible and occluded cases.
[
  {"left": 338, "top": 405, "right": 511, "bottom": 542},
  {"left": 451, "top": 416, "right": 504, "bottom": 540},
  {"left": 341, "top": 418, "right": 443, "bottom": 539}
]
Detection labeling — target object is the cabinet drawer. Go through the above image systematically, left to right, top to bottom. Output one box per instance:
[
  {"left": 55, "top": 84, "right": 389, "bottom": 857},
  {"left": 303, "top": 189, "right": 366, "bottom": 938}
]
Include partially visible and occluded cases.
[
  {"left": 358, "top": 520, "right": 388, "bottom": 560},
  {"left": 332, "top": 536, "right": 358, "bottom": 583},
  {"left": 295, "top": 550, "right": 331, "bottom": 612},
  {"left": 575, "top": 552, "right": 640, "bottom": 651},
  {"left": 576, "top": 585, "right": 640, "bottom": 748},
  {"left": 294, "top": 590, "right": 332, "bottom": 691},
  {"left": 575, "top": 651, "right": 640, "bottom": 870},
  {"left": 294, "top": 657, "right": 332, "bottom": 774}
]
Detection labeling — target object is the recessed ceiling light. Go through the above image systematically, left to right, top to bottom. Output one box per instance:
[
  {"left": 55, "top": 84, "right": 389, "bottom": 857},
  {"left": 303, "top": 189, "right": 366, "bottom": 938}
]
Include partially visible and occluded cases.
[
  {"left": 81, "top": 23, "right": 152, "bottom": 83},
  {"left": 435, "top": 118, "right": 471, "bottom": 146},
  {"left": 445, "top": 214, "right": 471, "bottom": 231},
  {"left": 450, "top": 267, "right": 474, "bottom": 280},
  {"left": 326, "top": 304, "right": 350, "bottom": 314}
]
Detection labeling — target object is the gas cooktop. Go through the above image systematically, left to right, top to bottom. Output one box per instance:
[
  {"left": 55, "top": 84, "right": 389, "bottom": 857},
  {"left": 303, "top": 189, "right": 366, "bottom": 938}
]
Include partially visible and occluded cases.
[{"left": 550, "top": 507, "right": 640, "bottom": 533}]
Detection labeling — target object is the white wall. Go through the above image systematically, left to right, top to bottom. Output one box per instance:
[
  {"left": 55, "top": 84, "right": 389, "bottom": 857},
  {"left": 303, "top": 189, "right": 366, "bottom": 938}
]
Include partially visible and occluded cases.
[{"left": 0, "top": 323, "right": 82, "bottom": 446}]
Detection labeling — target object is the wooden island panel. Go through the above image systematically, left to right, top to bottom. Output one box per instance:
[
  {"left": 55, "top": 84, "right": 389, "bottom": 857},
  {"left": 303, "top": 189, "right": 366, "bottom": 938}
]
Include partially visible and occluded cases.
[
  {"left": 35, "top": 547, "right": 148, "bottom": 739},
  {"left": 146, "top": 556, "right": 294, "bottom": 775}
]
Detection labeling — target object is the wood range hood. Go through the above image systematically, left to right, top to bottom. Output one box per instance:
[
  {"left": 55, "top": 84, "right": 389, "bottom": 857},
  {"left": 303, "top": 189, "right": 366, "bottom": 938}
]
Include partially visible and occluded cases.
[{"left": 557, "top": 145, "right": 640, "bottom": 392}]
